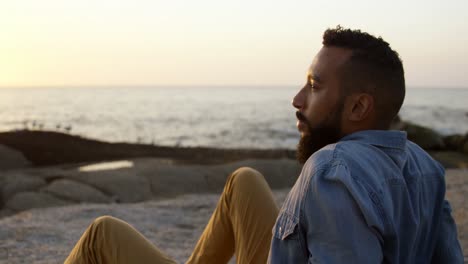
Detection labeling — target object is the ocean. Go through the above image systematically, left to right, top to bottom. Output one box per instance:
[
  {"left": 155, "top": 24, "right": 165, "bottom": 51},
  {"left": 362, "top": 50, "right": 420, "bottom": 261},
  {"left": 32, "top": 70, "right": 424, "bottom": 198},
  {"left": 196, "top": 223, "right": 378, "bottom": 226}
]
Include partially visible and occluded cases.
[{"left": 0, "top": 86, "right": 467, "bottom": 150}]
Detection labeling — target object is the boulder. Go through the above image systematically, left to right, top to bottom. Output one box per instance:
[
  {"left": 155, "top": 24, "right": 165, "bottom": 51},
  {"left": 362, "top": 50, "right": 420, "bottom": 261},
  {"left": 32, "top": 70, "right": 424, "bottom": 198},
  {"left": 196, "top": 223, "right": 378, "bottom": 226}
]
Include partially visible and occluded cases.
[
  {"left": 403, "top": 122, "right": 445, "bottom": 150},
  {"left": 443, "top": 133, "right": 468, "bottom": 154},
  {"left": 443, "top": 134, "right": 465, "bottom": 151},
  {"left": 463, "top": 140, "right": 468, "bottom": 155},
  {"left": 0, "top": 144, "right": 31, "bottom": 170},
  {"left": 140, "top": 159, "right": 301, "bottom": 197},
  {"left": 143, "top": 165, "right": 214, "bottom": 196},
  {"left": 69, "top": 169, "right": 152, "bottom": 203},
  {"left": 1, "top": 173, "right": 46, "bottom": 202},
  {"left": 42, "top": 179, "right": 113, "bottom": 203},
  {"left": 5, "top": 191, "right": 70, "bottom": 212},
  {"left": 0, "top": 208, "right": 15, "bottom": 218}
]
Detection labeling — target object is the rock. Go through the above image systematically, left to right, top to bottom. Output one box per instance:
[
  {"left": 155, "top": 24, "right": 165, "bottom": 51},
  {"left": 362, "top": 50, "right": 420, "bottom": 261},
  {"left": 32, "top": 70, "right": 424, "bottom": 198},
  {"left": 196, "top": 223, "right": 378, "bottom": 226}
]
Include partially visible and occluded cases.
[
  {"left": 403, "top": 122, "right": 445, "bottom": 150},
  {"left": 442, "top": 133, "right": 468, "bottom": 154},
  {"left": 443, "top": 134, "right": 465, "bottom": 151},
  {"left": 463, "top": 140, "right": 468, "bottom": 155},
  {"left": 0, "top": 144, "right": 31, "bottom": 170},
  {"left": 428, "top": 151, "right": 468, "bottom": 169},
  {"left": 136, "top": 158, "right": 229, "bottom": 196},
  {"left": 140, "top": 159, "right": 301, "bottom": 197},
  {"left": 221, "top": 159, "right": 301, "bottom": 189},
  {"left": 143, "top": 165, "right": 214, "bottom": 196},
  {"left": 70, "top": 169, "right": 152, "bottom": 203},
  {"left": 0, "top": 173, "right": 47, "bottom": 202},
  {"left": 42, "top": 179, "right": 113, "bottom": 203},
  {"left": 5, "top": 191, "right": 70, "bottom": 212},
  {"left": 0, "top": 208, "right": 15, "bottom": 218}
]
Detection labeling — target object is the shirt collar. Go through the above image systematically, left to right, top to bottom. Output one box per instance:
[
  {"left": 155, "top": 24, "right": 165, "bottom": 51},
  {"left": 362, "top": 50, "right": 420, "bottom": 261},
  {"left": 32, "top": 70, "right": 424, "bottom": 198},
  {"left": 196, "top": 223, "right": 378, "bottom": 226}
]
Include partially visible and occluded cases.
[{"left": 339, "top": 130, "right": 407, "bottom": 150}]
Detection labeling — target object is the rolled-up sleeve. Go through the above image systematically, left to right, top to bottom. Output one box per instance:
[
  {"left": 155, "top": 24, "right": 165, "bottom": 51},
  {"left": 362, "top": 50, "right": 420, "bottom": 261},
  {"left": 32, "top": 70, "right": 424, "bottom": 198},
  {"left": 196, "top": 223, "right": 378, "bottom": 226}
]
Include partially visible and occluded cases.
[{"left": 302, "top": 167, "right": 383, "bottom": 263}]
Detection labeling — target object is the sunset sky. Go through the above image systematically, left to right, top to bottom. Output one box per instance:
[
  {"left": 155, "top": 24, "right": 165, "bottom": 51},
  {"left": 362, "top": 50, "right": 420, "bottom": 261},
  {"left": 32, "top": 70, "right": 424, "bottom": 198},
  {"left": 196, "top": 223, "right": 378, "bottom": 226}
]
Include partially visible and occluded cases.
[{"left": 1, "top": 0, "right": 467, "bottom": 88}]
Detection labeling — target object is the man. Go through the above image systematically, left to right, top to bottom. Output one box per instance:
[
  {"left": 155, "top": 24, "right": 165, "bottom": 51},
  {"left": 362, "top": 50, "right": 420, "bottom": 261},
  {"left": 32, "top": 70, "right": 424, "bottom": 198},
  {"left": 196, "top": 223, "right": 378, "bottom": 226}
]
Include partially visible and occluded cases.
[{"left": 65, "top": 26, "right": 463, "bottom": 263}]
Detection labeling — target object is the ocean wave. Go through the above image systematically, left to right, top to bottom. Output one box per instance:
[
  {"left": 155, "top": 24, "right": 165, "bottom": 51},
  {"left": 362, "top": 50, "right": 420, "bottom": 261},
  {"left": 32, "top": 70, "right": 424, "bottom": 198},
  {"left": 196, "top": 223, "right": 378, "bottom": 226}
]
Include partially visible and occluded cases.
[{"left": 0, "top": 87, "right": 467, "bottom": 149}]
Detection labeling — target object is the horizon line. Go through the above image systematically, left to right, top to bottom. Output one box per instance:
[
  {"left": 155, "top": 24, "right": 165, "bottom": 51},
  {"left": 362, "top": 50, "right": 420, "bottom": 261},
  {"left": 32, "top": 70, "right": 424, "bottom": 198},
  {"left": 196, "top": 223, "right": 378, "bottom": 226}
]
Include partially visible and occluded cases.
[{"left": 0, "top": 84, "right": 467, "bottom": 89}]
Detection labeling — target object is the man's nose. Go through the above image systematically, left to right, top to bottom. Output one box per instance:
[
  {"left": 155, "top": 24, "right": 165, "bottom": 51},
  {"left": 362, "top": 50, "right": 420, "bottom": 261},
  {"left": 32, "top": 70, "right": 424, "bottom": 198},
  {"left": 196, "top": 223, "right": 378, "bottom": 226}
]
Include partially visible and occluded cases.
[{"left": 292, "top": 88, "right": 305, "bottom": 109}]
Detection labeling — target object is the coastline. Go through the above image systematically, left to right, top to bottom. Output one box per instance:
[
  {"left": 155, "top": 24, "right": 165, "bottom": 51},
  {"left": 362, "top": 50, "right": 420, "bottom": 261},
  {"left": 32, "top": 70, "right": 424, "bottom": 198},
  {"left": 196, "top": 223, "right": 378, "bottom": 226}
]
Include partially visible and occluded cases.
[
  {"left": 0, "top": 129, "right": 467, "bottom": 169},
  {"left": 0, "top": 130, "right": 295, "bottom": 167}
]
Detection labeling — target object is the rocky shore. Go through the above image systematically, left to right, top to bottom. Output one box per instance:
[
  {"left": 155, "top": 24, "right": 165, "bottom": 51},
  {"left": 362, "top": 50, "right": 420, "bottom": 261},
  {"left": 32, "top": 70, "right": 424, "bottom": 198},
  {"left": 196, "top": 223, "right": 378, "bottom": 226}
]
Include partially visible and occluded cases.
[
  {"left": 390, "top": 116, "right": 468, "bottom": 156},
  {"left": 0, "top": 128, "right": 467, "bottom": 263},
  {"left": 0, "top": 155, "right": 301, "bottom": 263},
  {"left": 0, "top": 157, "right": 301, "bottom": 219}
]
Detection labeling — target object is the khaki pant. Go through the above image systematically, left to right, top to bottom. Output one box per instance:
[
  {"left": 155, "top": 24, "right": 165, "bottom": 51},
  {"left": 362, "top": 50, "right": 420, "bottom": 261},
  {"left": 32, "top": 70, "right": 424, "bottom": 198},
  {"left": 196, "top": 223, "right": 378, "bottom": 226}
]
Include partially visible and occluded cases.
[{"left": 64, "top": 167, "right": 279, "bottom": 264}]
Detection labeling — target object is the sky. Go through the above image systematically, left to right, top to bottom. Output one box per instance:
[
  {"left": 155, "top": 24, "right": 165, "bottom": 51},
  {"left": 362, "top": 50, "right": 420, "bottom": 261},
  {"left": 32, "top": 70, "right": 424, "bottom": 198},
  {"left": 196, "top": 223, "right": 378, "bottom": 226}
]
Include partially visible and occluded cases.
[{"left": 0, "top": 0, "right": 467, "bottom": 88}]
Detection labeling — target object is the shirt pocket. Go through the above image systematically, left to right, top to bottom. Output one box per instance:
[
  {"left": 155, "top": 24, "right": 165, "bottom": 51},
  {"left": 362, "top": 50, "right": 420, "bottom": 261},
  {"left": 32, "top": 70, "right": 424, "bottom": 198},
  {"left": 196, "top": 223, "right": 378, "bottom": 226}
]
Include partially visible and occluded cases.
[{"left": 273, "top": 211, "right": 300, "bottom": 240}]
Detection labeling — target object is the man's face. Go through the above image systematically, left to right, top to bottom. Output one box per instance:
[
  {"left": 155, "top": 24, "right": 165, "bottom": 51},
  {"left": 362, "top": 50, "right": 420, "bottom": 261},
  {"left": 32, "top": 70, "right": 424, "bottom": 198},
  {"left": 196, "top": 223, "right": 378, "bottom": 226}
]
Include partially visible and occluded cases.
[{"left": 292, "top": 46, "right": 352, "bottom": 163}]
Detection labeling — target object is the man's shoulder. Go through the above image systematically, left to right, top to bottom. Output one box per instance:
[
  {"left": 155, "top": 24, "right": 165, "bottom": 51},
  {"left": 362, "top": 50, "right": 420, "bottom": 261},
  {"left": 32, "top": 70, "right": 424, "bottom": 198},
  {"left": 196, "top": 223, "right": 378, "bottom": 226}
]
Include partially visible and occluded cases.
[
  {"left": 305, "top": 136, "right": 445, "bottom": 187},
  {"left": 302, "top": 137, "right": 401, "bottom": 188},
  {"left": 305, "top": 139, "right": 375, "bottom": 171},
  {"left": 301, "top": 143, "right": 351, "bottom": 185},
  {"left": 303, "top": 143, "right": 341, "bottom": 173}
]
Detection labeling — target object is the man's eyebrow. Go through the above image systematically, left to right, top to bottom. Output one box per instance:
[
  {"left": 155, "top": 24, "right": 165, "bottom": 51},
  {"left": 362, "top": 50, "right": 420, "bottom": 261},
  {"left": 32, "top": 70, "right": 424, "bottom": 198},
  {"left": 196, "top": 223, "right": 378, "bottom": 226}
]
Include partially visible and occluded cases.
[{"left": 308, "top": 73, "right": 322, "bottom": 83}]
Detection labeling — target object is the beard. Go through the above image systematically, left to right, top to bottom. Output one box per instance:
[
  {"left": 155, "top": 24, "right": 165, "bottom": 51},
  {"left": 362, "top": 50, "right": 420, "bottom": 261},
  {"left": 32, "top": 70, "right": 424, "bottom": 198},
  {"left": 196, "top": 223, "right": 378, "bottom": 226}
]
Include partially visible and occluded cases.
[{"left": 296, "top": 106, "right": 343, "bottom": 164}]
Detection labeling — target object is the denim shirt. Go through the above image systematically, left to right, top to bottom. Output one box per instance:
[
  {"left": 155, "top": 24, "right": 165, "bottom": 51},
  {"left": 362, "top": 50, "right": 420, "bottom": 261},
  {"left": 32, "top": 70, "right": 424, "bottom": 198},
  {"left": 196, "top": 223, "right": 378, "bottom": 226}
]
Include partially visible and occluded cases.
[{"left": 268, "top": 130, "right": 463, "bottom": 263}]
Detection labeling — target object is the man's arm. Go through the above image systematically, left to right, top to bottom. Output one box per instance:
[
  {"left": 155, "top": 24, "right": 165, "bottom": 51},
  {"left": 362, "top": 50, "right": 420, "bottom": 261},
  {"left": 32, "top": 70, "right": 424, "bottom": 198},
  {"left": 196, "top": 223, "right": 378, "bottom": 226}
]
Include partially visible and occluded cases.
[
  {"left": 302, "top": 171, "right": 383, "bottom": 263},
  {"left": 431, "top": 200, "right": 464, "bottom": 263}
]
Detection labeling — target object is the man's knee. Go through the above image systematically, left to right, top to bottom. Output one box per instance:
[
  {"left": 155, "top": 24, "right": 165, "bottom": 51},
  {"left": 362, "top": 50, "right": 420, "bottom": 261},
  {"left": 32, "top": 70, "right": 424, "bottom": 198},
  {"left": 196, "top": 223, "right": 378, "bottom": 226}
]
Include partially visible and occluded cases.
[
  {"left": 230, "top": 167, "right": 266, "bottom": 187},
  {"left": 92, "top": 215, "right": 122, "bottom": 230}
]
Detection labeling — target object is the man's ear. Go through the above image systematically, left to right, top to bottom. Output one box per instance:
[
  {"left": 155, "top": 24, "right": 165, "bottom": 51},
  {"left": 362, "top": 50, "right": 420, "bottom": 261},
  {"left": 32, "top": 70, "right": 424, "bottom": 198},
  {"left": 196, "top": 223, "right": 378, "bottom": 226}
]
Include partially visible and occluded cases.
[{"left": 347, "top": 93, "right": 374, "bottom": 122}]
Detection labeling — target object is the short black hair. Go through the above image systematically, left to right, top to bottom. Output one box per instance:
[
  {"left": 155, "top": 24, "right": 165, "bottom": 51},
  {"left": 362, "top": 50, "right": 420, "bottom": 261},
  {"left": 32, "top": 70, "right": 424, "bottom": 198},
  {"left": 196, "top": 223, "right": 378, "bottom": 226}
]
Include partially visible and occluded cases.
[{"left": 323, "top": 25, "right": 405, "bottom": 128}]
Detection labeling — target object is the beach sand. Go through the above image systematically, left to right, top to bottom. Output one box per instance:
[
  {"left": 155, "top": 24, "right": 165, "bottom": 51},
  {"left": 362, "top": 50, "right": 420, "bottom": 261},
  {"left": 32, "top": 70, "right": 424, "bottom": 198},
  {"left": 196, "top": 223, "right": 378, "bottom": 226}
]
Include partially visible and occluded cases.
[{"left": 0, "top": 190, "right": 289, "bottom": 264}]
